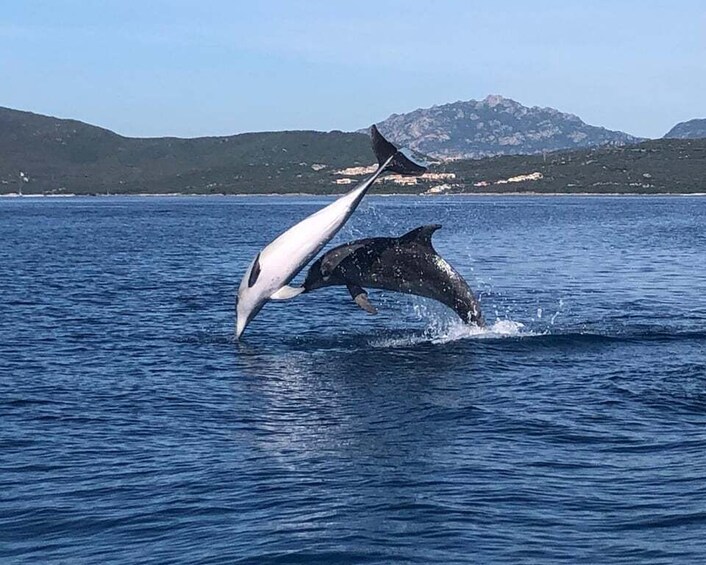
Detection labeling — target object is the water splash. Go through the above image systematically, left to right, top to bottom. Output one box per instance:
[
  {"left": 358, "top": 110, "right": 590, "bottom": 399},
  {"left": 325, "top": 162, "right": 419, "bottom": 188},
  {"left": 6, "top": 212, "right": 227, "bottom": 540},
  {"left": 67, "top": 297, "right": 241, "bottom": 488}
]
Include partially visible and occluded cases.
[
  {"left": 369, "top": 297, "right": 532, "bottom": 348},
  {"left": 431, "top": 318, "right": 528, "bottom": 343},
  {"left": 368, "top": 319, "right": 529, "bottom": 348}
]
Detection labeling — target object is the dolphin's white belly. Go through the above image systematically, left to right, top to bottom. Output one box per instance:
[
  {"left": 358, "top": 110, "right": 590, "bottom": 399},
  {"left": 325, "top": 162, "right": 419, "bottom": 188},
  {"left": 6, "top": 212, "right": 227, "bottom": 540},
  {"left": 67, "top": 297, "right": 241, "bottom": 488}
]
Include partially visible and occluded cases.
[{"left": 259, "top": 190, "right": 361, "bottom": 288}]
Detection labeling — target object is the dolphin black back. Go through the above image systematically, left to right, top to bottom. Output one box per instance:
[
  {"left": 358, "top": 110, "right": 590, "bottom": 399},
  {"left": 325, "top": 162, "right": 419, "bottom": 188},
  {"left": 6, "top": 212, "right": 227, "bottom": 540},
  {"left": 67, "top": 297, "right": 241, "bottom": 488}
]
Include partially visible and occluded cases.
[{"left": 303, "top": 225, "right": 484, "bottom": 326}]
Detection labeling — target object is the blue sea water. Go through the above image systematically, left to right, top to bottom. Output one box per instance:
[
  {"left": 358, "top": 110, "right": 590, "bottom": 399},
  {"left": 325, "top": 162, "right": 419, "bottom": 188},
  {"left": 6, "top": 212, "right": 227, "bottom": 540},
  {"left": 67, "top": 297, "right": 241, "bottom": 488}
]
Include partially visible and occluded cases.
[{"left": 1, "top": 195, "right": 706, "bottom": 564}]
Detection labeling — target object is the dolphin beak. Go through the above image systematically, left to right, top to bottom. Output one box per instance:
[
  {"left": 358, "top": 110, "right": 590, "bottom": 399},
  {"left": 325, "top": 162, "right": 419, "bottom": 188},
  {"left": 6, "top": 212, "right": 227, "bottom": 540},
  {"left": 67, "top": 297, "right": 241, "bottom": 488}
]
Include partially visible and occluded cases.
[
  {"left": 235, "top": 295, "right": 249, "bottom": 340},
  {"left": 235, "top": 297, "right": 262, "bottom": 340},
  {"left": 236, "top": 302, "right": 255, "bottom": 340},
  {"left": 235, "top": 315, "right": 247, "bottom": 340}
]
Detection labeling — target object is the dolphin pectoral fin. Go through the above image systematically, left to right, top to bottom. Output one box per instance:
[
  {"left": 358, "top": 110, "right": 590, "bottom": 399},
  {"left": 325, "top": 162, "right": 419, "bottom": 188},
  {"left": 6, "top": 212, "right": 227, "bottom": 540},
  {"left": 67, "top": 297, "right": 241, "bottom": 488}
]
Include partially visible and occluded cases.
[
  {"left": 321, "top": 242, "right": 368, "bottom": 277},
  {"left": 248, "top": 253, "right": 262, "bottom": 288},
  {"left": 347, "top": 284, "right": 377, "bottom": 315},
  {"left": 270, "top": 285, "right": 305, "bottom": 300},
  {"left": 355, "top": 293, "right": 378, "bottom": 315}
]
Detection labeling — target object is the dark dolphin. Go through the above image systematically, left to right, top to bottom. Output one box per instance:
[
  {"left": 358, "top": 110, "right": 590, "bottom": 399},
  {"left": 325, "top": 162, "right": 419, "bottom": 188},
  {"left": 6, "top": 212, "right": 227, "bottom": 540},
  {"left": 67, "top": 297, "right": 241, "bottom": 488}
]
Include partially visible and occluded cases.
[{"left": 302, "top": 225, "right": 484, "bottom": 326}]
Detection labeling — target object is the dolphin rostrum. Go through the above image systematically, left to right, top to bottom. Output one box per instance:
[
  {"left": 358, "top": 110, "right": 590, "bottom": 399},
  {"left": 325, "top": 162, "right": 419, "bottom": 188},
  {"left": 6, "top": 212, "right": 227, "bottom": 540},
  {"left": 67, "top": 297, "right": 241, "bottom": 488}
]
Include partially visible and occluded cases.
[
  {"left": 235, "top": 126, "right": 426, "bottom": 339},
  {"left": 302, "top": 224, "right": 484, "bottom": 326}
]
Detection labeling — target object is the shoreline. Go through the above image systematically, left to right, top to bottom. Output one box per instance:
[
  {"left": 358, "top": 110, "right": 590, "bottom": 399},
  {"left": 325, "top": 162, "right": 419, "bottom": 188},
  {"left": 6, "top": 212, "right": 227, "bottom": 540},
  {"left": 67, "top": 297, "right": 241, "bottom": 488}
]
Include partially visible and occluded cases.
[{"left": 2, "top": 191, "right": 705, "bottom": 199}]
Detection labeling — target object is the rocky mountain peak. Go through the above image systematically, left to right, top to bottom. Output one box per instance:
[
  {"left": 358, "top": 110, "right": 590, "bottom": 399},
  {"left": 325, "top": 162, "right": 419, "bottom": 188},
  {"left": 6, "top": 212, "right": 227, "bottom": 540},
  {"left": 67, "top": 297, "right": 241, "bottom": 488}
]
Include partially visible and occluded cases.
[
  {"left": 481, "top": 94, "right": 515, "bottom": 108},
  {"left": 374, "top": 96, "right": 639, "bottom": 160}
]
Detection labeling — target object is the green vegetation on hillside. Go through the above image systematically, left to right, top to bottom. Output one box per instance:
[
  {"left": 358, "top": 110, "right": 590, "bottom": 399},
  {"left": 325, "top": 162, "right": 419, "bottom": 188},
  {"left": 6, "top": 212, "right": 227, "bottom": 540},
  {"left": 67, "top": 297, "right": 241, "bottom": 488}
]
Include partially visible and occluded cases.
[
  {"left": 1, "top": 107, "right": 371, "bottom": 195},
  {"left": 2, "top": 107, "right": 705, "bottom": 195},
  {"left": 444, "top": 138, "right": 706, "bottom": 194}
]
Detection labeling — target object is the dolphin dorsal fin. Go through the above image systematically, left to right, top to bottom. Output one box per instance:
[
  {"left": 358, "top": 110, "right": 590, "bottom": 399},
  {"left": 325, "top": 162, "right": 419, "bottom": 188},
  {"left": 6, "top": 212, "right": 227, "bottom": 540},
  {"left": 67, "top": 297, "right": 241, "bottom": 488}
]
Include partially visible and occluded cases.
[{"left": 400, "top": 224, "right": 442, "bottom": 248}]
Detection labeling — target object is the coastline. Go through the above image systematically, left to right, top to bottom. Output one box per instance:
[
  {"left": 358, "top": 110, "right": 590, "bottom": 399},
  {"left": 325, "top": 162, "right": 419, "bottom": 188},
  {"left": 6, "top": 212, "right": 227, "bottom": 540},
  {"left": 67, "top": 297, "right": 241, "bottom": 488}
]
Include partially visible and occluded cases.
[{"left": 2, "top": 191, "right": 705, "bottom": 198}]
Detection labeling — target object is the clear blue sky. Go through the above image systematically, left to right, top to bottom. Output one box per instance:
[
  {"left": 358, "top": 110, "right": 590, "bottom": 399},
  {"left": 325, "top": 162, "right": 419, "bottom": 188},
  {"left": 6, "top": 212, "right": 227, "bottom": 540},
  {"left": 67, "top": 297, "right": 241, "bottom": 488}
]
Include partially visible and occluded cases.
[{"left": 1, "top": 0, "right": 704, "bottom": 138}]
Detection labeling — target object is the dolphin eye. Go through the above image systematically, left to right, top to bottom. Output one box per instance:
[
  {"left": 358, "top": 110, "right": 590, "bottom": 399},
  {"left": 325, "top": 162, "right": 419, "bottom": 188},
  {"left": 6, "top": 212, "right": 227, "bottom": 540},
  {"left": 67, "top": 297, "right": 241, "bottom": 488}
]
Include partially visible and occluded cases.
[{"left": 248, "top": 253, "right": 261, "bottom": 288}]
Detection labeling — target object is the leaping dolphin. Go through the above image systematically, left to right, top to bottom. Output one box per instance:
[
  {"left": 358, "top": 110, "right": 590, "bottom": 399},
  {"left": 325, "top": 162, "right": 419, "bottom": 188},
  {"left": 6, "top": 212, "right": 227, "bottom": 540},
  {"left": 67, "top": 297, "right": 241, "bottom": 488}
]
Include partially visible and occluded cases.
[
  {"left": 235, "top": 126, "right": 426, "bottom": 339},
  {"left": 302, "top": 225, "right": 484, "bottom": 326}
]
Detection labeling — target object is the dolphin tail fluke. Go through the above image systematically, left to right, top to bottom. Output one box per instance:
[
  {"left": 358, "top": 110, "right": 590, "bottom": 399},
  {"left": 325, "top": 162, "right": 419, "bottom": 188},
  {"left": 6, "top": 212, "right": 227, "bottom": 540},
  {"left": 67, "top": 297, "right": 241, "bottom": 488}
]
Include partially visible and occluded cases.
[{"left": 370, "top": 125, "right": 427, "bottom": 176}]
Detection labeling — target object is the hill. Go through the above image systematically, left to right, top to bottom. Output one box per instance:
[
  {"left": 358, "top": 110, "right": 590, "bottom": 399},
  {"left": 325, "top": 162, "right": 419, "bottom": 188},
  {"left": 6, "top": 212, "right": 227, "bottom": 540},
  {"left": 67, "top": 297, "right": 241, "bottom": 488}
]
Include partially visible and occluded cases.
[
  {"left": 374, "top": 95, "right": 640, "bottom": 160},
  {"left": 0, "top": 106, "right": 371, "bottom": 195},
  {"left": 2, "top": 106, "right": 705, "bottom": 196},
  {"left": 664, "top": 119, "right": 706, "bottom": 139},
  {"left": 329, "top": 138, "right": 706, "bottom": 195},
  {"left": 441, "top": 138, "right": 706, "bottom": 194}
]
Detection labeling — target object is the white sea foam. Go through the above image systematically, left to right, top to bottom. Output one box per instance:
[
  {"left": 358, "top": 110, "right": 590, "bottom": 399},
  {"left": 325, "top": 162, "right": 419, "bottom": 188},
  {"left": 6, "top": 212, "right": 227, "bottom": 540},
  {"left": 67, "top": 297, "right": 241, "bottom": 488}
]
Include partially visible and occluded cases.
[
  {"left": 366, "top": 297, "right": 539, "bottom": 348},
  {"left": 369, "top": 318, "right": 532, "bottom": 348}
]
